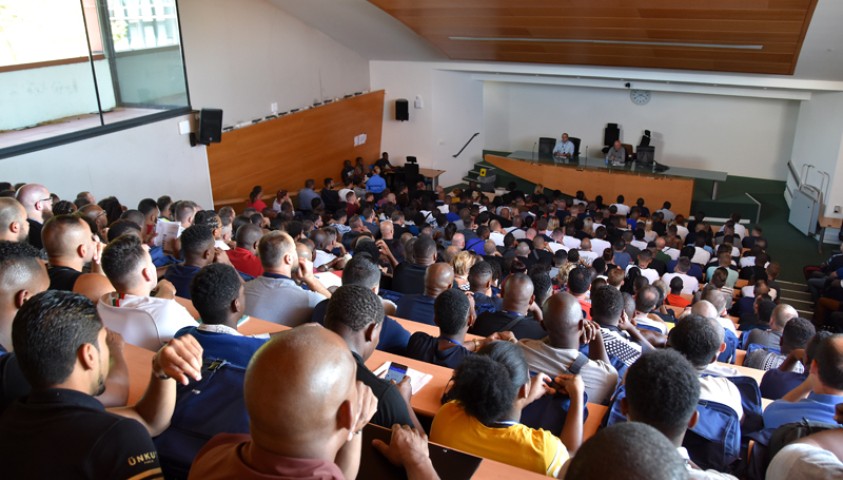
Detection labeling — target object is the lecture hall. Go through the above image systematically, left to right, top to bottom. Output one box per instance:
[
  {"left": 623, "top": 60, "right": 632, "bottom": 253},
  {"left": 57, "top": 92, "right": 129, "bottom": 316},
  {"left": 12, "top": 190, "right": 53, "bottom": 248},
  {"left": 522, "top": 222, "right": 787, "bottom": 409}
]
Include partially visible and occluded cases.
[{"left": 1, "top": 0, "right": 843, "bottom": 479}]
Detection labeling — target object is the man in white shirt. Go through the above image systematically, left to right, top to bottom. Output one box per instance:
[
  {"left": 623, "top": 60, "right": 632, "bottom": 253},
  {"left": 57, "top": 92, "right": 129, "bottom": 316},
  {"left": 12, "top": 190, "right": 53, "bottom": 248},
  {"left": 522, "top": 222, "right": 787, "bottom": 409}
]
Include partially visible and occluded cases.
[
  {"left": 552, "top": 133, "right": 575, "bottom": 159},
  {"left": 612, "top": 195, "right": 631, "bottom": 216},
  {"left": 730, "top": 213, "right": 747, "bottom": 239},
  {"left": 590, "top": 229, "right": 612, "bottom": 258},
  {"left": 98, "top": 234, "right": 196, "bottom": 350},
  {"left": 577, "top": 238, "right": 599, "bottom": 265},
  {"left": 627, "top": 250, "right": 660, "bottom": 284},
  {"left": 662, "top": 258, "right": 700, "bottom": 294}
]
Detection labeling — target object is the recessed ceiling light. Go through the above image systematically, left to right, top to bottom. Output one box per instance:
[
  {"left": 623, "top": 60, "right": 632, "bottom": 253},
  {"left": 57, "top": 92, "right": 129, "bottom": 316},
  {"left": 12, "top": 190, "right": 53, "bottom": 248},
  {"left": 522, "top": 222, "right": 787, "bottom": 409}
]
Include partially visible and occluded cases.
[{"left": 448, "top": 36, "right": 763, "bottom": 50}]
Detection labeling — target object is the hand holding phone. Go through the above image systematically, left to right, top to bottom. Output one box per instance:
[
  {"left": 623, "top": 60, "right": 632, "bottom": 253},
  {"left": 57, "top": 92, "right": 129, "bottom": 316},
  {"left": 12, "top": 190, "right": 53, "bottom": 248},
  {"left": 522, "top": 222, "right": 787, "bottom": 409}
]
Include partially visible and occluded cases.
[{"left": 384, "top": 362, "right": 408, "bottom": 384}]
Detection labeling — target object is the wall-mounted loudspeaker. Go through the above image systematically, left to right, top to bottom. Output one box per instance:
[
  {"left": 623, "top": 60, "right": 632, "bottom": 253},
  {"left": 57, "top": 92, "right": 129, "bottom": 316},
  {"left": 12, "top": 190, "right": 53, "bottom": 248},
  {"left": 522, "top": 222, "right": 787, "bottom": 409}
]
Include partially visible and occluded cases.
[
  {"left": 395, "top": 99, "right": 409, "bottom": 121},
  {"left": 197, "top": 108, "right": 223, "bottom": 145}
]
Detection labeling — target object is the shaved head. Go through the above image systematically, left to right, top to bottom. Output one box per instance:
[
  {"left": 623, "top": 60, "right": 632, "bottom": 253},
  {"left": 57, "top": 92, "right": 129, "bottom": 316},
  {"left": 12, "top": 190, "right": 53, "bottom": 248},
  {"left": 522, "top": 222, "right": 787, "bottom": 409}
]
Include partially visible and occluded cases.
[
  {"left": 15, "top": 184, "right": 50, "bottom": 221},
  {"left": 0, "top": 198, "right": 29, "bottom": 242},
  {"left": 236, "top": 223, "right": 263, "bottom": 250},
  {"left": 424, "top": 262, "right": 455, "bottom": 297},
  {"left": 501, "top": 272, "right": 535, "bottom": 315},
  {"left": 542, "top": 292, "right": 584, "bottom": 348},
  {"left": 690, "top": 300, "right": 718, "bottom": 320},
  {"left": 771, "top": 303, "right": 798, "bottom": 330},
  {"left": 244, "top": 325, "right": 357, "bottom": 458}
]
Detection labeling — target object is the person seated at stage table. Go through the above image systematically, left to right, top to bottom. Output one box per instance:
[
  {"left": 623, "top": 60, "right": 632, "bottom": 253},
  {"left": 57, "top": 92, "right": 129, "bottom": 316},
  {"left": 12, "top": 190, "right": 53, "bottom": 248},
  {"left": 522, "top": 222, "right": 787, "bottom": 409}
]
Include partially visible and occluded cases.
[
  {"left": 553, "top": 133, "right": 575, "bottom": 159},
  {"left": 606, "top": 140, "right": 626, "bottom": 165},
  {"left": 375, "top": 151, "right": 393, "bottom": 171},
  {"left": 0, "top": 290, "right": 204, "bottom": 479},
  {"left": 189, "top": 325, "right": 437, "bottom": 480},
  {"left": 431, "top": 341, "right": 584, "bottom": 477}
]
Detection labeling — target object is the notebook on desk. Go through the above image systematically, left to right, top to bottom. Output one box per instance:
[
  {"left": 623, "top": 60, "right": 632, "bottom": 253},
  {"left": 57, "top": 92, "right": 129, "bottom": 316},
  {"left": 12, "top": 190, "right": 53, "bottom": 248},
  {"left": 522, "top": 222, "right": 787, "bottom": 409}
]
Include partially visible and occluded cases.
[{"left": 359, "top": 424, "right": 482, "bottom": 480}]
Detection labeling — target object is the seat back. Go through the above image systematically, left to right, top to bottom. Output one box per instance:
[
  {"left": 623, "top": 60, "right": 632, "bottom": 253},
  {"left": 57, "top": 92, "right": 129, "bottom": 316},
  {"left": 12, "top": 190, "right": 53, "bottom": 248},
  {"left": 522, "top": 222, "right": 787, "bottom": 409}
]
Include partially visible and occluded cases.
[
  {"left": 538, "top": 137, "right": 556, "bottom": 157},
  {"left": 569, "top": 137, "right": 581, "bottom": 156},
  {"left": 97, "top": 301, "right": 163, "bottom": 351}
]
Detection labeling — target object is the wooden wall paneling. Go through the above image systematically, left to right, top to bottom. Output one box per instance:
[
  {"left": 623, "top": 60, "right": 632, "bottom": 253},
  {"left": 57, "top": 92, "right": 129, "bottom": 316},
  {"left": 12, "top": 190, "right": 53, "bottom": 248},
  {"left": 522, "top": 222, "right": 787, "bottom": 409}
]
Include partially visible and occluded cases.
[
  {"left": 368, "top": 0, "right": 818, "bottom": 75},
  {"left": 207, "top": 91, "right": 385, "bottom": 209},
  {"left": 484, "top": 154, "right": 694, "bottom": 216}
]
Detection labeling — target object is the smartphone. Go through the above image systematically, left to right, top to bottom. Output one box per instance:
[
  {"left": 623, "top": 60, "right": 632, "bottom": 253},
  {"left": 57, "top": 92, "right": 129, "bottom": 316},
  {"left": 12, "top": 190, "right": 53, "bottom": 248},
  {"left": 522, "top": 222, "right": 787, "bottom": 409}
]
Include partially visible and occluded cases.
[{"left": 383, "top": 362, "right": 408, "bottom": 383}]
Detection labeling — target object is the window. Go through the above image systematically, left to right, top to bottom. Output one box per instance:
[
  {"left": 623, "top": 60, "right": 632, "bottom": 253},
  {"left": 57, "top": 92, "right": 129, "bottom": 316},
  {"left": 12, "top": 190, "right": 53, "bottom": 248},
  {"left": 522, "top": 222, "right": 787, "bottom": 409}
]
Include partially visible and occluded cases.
[{"left": 0, "top": 0, "right": 190, "bottom": 157}]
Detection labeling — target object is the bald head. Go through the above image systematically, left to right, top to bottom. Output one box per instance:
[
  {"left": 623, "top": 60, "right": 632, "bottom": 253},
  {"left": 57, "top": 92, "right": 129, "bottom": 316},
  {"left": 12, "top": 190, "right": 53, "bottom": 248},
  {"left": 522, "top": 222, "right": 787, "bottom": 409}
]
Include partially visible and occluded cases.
[
  {"left": 15, "top": 184, "right": 50, "bottom": 222},
  {"left": 0, "top": 198, "right": 29, "bottom": 242},
  {"left": 78, "top": 204, "right": 107, "bottom": 238},
  {"left": 451, "top": 232, "right": 465, "bottom": 249},
  {"left": 0, "top": 241, "right": 49, "bottom": 327},
  {"left": 425, "top": 263, "right": 455, "bottom": 297},
  {"left": 501, "top": 272, "right": 535, "bottom": 314},
  {"left": 543, "top": 292, "right": 584, "bottom": 348},
  {"left": 690, "top": 300, "right": 718, "bottom": 320},
  {"left": 771, "top": 303, "right": 798, "bottom": 330},
  {"left": 244, "top": 325, "right": 357, "bottom": 457}
]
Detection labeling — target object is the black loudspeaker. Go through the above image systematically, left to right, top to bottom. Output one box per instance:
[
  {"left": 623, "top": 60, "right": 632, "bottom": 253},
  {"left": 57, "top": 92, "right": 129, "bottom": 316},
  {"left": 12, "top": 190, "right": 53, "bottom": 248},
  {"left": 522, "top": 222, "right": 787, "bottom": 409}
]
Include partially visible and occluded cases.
[
  {"left": 395, "top": 99, "right": 409, "bottom": 121},
  {"left": 198, "top": 109, "right": 223, "bottom": 144},
  {"left": 604, "top": 123, "right": 619, "bottom": 146},
  {"left": 406, "top": 155, "right": 417, "bottom": 164}
]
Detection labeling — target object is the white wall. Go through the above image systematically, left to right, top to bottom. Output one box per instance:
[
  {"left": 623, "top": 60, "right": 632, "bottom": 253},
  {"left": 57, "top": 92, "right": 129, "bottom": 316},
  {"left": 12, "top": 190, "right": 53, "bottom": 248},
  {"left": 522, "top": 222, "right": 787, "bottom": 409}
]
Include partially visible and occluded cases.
[
  {"left": 179, "top": 0, "right": 371, "bottom": 127},
  {"left": 370, "top": 62, "right": 485, "bottom": 188},
  {"left": 483, "top": 82, "right": 799, "bottom": 180},
  {"left": 790, "top": 91, "right": 843, "bottom": 218},
  {"left": 0, "top": 114, "right": 213, "bottom": 209}
]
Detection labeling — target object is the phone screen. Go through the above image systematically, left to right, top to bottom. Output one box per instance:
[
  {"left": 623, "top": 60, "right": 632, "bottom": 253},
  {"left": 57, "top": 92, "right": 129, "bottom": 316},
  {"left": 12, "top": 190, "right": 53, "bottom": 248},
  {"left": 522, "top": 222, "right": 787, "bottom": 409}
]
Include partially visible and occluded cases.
[{"left": 384, "top": 363, "right": 408, "bottom": 383}]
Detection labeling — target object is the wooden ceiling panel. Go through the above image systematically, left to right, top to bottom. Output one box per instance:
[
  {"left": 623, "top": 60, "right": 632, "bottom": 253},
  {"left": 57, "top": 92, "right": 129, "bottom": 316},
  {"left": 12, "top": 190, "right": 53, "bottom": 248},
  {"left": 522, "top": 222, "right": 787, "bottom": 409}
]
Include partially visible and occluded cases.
[{"left": 368, "top": 0, "right": 818, "bottom": 75}]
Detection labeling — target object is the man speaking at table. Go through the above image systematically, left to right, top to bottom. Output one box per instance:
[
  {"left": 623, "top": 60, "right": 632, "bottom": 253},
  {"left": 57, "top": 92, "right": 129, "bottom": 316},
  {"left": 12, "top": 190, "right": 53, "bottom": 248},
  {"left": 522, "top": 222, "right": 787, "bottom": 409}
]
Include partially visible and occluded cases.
[{"left": 553, "top": 133, "right": 575, "bottom": 159}]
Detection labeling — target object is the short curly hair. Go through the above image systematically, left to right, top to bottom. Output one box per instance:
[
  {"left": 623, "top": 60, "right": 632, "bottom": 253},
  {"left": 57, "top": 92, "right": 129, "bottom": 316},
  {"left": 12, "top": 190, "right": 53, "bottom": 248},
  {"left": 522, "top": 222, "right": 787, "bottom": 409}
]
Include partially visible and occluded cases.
[
  {"left": 180, "top": 224, "right": 214, "bottom": 256},
  {"left": 101, "top": 234, "right": 147, "bottom": 289},
  {"left": 190, "top": 263, "right": 242, "bottom": 325},
  {"left": 324, "top": 284, "right": 384, "bottom": 332},
  {"left": 668, "top": 314, "right": 721, "bottom": 368},
  {"left": 450, "top": 341, "right": 528, "bottom": 424},
  {"left": 625, "top": 349, "right": 700, "bottom": 440}
]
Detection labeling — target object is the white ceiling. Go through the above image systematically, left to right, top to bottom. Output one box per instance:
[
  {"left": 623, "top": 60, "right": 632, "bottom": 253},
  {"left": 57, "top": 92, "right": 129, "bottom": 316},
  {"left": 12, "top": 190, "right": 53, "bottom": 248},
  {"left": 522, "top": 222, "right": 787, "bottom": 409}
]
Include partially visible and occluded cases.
[{"left": 270, "top": 0, "right": 843, "bottom": 84}]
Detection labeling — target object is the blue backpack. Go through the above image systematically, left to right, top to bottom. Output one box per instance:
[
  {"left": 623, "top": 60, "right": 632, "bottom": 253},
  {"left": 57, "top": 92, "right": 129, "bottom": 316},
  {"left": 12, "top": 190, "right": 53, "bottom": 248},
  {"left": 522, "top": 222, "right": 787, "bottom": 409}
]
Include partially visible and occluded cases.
[
  {"left": 719, "top": 328, "right": 739, "bottom": 364},
  {"left": 745, "top": 343, "right": 781, "bottom": 357},
  {"left": 153, "top": 359, "right": 250, "bottom": 480},
  {"left": 727, "top": 375, "right": 764, "bottom": 436},
  {"left": 684, "top": 400, "right": 742, "bottom": 472}
]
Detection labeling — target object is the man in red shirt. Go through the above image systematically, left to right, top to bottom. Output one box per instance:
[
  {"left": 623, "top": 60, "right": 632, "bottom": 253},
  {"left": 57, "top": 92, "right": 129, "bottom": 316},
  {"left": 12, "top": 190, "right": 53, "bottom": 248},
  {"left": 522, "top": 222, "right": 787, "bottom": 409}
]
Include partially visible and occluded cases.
[{"left": 226, "top": 224, "right": 263, "bottom": 278}]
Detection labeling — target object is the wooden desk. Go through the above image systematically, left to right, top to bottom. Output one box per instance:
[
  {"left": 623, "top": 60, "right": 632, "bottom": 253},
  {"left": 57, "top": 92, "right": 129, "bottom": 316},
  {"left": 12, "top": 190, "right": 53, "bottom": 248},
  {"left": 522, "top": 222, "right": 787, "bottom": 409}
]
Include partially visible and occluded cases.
[
  {"left": 419, "top": 168, "right": 446, "bottom": 189},
  {"left": 392, "top": 317, "right": 483, "bottom": 342},
  {"left": 714, "top": 361, "right": 765, "bottom": 385},
  {"left": 584, "top": 403, "right": 607, "bottom": 441},
  {"left": 473, "top": 459, "right": 547, "bottom": 480}
]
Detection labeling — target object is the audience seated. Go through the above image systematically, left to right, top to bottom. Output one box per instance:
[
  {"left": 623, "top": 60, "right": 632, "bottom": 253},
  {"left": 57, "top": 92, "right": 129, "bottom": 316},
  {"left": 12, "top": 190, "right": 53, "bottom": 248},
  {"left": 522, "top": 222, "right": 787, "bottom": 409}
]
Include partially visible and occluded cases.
[
  {"left": 15, "top": 183, "right": 51, "bottom": 249},
  {"left": 0, "top": 197, "right": 29, "bottom": 242},
  {"left": 42, "top": 213, "right": 113, "bottom": 302},
  {"left": 225, "top": 224, "right": 263, "bottom": 278},
  {"left": 163, "top": 225, "right": 218, "bottom": 299},
  {"left": 244, "top": 231, "right": 330, "bottom": 327},
  {"left": 99, "top": 234, "right": 196, "bottom": 350},
  {"left": 392, "top": 235, "right": 437, "bottom": 294},
  {"left": 175, "top": 263, "right": 267, "bottom": 367},
  {"left": 395, "top": 263, "right": 454, "bottom": 325},
  {"left": 470, "top": 273, "right": 546, "bottom": 340},
  {"left": 324, "top": 285, "right": 421, "bottom": 430},
  {"left": 591, "top": 285, "right": 650, "bottom": 366},
  {"left": 0, "top": 290, "right": 202, "bottom": 478},
  {"left": 520, "top": 291, "right": 618, "bottom": 404},
  {"left": 668, "top": 315, "right": 744, "bottom": 419},
  {"left": 744, "top": 317, "right": 815, "bottom": 371},
  {"left": 189, "top": 325, "right": 436, "bottom": 479},
  {"left": 760, "top": 331, "right": 831, "bottom": 400},
  {"left": 763, "top": 334, "right": 843, "bottom": 429},
  {"left": 431, "top": 341, "right": 583, "bottom": 477},
  {"left": 622, "top": 349, "right": 737, "bottom": 479},
  {"left": 765, "top": 402, "right": 843, "bottom": 480},
  {"left": 562, "top": 422, "right": 689, "bottom": 480}
]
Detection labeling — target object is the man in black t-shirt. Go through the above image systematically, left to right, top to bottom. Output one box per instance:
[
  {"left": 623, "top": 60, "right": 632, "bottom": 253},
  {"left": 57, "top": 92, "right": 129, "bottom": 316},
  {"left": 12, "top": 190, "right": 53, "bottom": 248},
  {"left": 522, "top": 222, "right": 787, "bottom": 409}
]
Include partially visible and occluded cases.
[
  {"left": 470, "top": 273, "right": 546, "bottom": 340},
  {"left": 325, "top": 285, "right": 422, "bottom": 431},
  {"left": 0, "top": 290, "right": 203, "bottom": 478}
]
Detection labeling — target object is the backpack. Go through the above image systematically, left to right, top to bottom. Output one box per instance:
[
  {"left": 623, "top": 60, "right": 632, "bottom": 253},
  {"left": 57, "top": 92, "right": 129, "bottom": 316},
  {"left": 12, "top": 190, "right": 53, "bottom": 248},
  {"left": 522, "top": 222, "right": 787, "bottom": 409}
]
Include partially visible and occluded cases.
[
  {"left": 718, "top": 328, "right": 739, "bottom": 364},
  {"left": 520, "top": 353, "right": 590, "bottom": 436},
  {"left": 153, "top": 359, "right": 250, "bottom": 480},
  {"left": 683, "top": 400, "right": 742, "bottom": 472}
]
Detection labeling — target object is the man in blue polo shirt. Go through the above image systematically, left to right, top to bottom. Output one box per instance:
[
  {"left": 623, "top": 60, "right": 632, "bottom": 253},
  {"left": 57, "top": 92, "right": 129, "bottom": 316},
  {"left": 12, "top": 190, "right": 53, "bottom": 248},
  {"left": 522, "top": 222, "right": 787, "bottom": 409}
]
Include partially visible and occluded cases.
[{"left": 763, "top": 334, "right": 843, "bottom": 429}]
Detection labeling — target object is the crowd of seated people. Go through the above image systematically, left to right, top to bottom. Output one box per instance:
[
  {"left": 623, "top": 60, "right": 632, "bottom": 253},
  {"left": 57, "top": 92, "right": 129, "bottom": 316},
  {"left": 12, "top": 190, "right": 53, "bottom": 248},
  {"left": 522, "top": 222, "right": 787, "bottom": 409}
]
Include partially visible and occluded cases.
[{"left": 0, "top": 162, "right": 842, "bottom": 479}]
